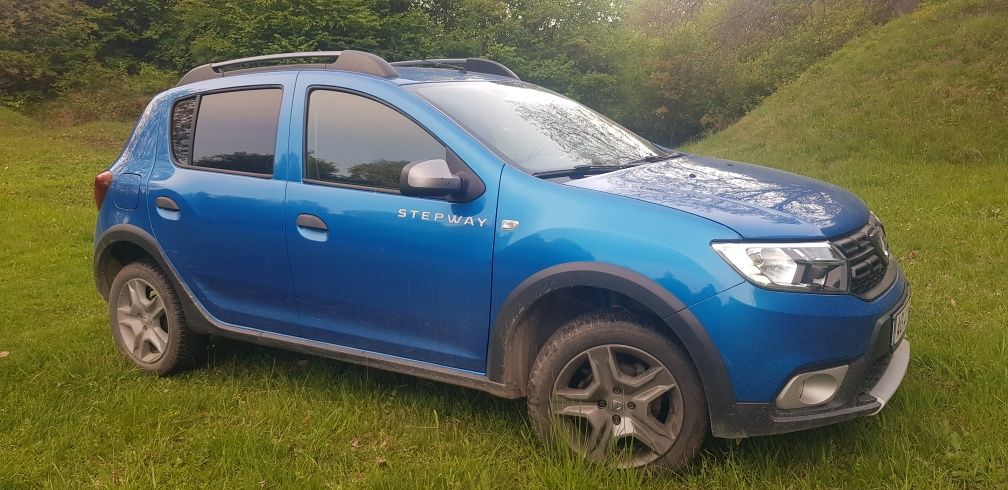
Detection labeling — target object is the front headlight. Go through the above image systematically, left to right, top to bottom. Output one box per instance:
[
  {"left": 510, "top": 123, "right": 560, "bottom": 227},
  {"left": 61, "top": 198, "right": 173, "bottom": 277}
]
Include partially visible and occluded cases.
[{"left": 712, "top": 242, "right": 849, "bottom": 293}]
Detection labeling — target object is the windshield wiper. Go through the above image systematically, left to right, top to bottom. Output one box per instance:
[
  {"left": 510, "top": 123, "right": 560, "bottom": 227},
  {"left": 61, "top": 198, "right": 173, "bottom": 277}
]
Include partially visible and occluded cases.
[
  {"left": 533, "top": 152, "right": 683, "bottom": 179},
  {"left": 628, "top": 152, "right": 683, "bottom": 165},
  {"left": 532, "top": 164, "right": 641, "bottom": 179}
]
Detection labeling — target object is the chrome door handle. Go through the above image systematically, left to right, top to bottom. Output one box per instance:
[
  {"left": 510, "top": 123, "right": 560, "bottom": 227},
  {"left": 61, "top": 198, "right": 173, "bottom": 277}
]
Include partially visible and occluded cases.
[
  {"left": 155, "top": 196, "right": 180, "bottom": 212},
  {"left": 296, "top": 214, "right": 328, "bottom": 231}
]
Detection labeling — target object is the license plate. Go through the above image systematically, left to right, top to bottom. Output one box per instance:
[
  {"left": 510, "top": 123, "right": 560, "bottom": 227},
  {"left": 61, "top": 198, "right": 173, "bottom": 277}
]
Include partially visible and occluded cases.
[{"left": 891, "top": 301, "right": 910, "bottom": 346}]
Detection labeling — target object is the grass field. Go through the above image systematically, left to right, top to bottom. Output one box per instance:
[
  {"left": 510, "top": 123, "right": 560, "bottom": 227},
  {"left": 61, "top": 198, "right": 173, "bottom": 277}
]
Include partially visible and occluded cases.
[{"left": 1, "top": 0, "right": 1007, "bottom": 487}]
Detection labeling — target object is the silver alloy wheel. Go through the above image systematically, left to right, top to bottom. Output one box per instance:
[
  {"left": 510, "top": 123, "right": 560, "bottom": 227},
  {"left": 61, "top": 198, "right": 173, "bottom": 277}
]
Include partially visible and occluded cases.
[
  {"left": 115, "top": 278, "right": 169, "bottom": 363},
  {"left": 550, "top": 344, "right": 685, "bottom": 468}
]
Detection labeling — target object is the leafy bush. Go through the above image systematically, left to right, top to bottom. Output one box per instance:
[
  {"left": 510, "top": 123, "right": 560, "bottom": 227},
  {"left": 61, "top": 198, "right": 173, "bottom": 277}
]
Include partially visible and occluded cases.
[
  {"left": 0, "top": 0, "right": 97, "bottom": 109},
  {"left": 153, "top": 0, "right": 439, "bottom": 69},
  {"left": 36, "top": 63, "right": 176, "bottom": 126}
]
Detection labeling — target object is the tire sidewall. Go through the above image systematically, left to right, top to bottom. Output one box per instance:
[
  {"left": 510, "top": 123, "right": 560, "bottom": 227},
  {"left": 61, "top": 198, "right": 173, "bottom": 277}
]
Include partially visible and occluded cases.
[{"left": 527, "top": 311, "right": 708, "bottom": 470}]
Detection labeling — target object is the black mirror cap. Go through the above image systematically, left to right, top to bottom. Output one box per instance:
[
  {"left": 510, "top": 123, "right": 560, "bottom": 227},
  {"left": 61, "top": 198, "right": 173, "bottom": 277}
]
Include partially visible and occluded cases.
[{"left": 399, "top": 150, "right": 485, "bottom": 203}]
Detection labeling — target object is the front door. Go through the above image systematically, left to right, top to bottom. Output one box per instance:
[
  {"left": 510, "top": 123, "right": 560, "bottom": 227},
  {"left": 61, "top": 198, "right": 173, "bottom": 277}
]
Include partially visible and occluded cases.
[{"left": 283, "top": 86, "right": 496, "bottom": 372}]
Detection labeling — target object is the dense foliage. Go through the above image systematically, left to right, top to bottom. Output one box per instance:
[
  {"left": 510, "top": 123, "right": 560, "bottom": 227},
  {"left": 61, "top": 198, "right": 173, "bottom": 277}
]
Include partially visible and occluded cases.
[{"left": 1, "top": 0, "right": 916, "bottom": 143}]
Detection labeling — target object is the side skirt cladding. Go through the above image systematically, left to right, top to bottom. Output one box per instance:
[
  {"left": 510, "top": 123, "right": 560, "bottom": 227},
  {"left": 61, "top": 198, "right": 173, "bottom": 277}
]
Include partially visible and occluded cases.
[{"left": 93, "top": 224, "right": 520, "bottom": 398}]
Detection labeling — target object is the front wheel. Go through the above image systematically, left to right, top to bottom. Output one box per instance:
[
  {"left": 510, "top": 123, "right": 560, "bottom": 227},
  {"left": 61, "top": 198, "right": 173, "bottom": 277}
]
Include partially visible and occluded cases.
[{"left": 527, "top": 311, "right": 708, "bottom": 470}]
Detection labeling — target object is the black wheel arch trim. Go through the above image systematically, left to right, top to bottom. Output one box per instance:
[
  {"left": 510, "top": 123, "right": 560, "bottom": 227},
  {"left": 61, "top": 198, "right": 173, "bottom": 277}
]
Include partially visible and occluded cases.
[
  {"left": 94, "top": 224, "right": 172, "bottom": 301},
  {"left": 95, "top": 224, "right": 219, "bottom": 339},
  {"left": 486, "top": 261, "right": 740, "bottom": 435}
]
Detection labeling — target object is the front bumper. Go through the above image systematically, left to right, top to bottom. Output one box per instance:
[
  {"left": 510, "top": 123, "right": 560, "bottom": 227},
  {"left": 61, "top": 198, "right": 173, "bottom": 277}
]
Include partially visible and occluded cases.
[
  {"left": 694, "top": 264, "right": 911, "bottom": 438},
  {"left": 720, "top": 339, "right": 909, "bottom": 438}
]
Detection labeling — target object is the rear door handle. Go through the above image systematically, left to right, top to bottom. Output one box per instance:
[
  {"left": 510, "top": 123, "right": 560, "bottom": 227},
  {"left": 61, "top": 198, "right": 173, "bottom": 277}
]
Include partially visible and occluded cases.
[
  {"left": 154, "top": 196, "right": 181, "bottom": 221},
  {"left": 155, "top": 196, "right": 180, "bottom": 211},
  {"left": 296, "top": 214, "right": 328, "bottom": 231}
]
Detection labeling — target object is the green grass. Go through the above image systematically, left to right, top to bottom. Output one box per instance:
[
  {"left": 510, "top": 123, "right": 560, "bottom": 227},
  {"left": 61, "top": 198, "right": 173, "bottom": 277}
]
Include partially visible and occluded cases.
[{"left": 2, "top": 0, "right": 1007, "bottom": 487}]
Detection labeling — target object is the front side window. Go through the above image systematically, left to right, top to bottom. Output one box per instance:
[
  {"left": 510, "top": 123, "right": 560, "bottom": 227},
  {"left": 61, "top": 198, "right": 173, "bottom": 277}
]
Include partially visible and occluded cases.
[
  {"left": 408, "top": 81, "right": 666, "bottom": 174},
  {"left": 174, "top": 88, "right": 283, "bottom": 175},
  {"left": 305, "top": 90, "right": 446, "bottom": 190}
]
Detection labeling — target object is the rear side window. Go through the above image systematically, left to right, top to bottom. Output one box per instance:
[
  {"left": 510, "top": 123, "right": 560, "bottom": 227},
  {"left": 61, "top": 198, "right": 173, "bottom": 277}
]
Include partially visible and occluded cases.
[
  {"left": 170, "top": 88, "right": 283, "bottom": 176},
  {"left": 305, "top": 90, "right": 445, "bottom": 190}
]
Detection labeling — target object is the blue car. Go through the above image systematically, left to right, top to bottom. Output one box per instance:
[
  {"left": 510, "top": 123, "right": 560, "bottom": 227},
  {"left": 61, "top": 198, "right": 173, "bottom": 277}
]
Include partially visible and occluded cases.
[{"left": 93, "top": 51, "right": 910, "bottom": 470}]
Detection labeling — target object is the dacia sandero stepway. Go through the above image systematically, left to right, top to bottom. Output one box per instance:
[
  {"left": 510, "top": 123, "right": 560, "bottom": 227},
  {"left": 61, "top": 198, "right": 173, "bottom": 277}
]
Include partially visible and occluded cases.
[{"left": 93, "top": 51, "right": 910, "bottom": 470}]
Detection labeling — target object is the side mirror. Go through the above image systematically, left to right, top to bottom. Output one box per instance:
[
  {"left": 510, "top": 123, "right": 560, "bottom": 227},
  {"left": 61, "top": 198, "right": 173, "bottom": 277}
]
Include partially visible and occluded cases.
[{"left": 400, "top": 159, "right": 464, "bottom": 197}]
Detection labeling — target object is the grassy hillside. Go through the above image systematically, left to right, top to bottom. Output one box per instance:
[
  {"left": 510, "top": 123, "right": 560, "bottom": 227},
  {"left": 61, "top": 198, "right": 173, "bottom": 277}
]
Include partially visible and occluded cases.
[
  {"left": 690, "top": 0, "right": 1008, "bottom": 486},
  {"left": 693, "top": 0, "right": 1008, "bottom": 167},
  {"left": 1, "top": 1, "right": 1006, "bottom": 487}
]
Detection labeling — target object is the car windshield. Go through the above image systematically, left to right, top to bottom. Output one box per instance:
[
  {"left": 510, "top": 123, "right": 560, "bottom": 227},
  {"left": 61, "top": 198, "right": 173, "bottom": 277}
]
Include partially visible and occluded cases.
[{"left": 407, "top": 81, "right": 666, "bottom": 174}]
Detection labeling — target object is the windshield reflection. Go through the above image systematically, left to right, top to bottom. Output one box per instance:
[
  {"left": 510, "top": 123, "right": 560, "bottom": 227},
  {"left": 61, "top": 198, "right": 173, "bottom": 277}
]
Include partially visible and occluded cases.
[{"left": 410, "top": 81, "right": 662, "bottom": 173}]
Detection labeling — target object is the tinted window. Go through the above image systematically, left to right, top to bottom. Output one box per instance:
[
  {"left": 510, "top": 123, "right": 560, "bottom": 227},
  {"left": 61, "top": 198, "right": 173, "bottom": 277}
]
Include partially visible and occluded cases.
[
  {"left": 408, "top": 81, "right": 665, "bottom": 174},
  {"left": 190, "top": 89, "right": 283, "bottom": 175},
  {"left": 306, "top": 90, "right": 445, "bottom": 190},
  {"left": 170, "top": 97, "right": 196, "bottom": 164}
]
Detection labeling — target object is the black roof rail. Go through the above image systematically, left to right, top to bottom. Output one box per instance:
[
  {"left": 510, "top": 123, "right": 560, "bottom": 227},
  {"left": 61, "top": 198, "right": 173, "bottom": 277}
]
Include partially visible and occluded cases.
[
  {"left": 177, "top": 50, "right": 400, "bottom": 86},
  {"left": 390, "top": 58, "right": 520, "bottom": 80}
]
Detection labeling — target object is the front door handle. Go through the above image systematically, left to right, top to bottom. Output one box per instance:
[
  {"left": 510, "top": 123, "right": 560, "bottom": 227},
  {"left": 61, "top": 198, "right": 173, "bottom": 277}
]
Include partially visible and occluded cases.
[
  {"left": 155, "top": 196, "right": 180, "bottom": 211},
  {"left": 296, "top": 214, "right": 328, "bottom": 231}
]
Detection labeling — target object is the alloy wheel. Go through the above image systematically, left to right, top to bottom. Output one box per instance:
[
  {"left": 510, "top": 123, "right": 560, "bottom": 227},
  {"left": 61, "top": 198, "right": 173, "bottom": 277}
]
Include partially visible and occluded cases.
[
  {"left": 115, "top": 278, "right": 169, "bottom": 363},
  {"left": 550, "top": 344, "right": 684, "bottom": 468}
]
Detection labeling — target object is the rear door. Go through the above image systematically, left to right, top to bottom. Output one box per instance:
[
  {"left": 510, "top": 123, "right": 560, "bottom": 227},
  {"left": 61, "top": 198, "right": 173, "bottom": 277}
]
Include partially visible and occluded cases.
[
  {"left": 283, "top": 74, "right": 499, "bottom": 372},
  {"left": 148, "top": 77, "right": 298, "bottom": 333}
]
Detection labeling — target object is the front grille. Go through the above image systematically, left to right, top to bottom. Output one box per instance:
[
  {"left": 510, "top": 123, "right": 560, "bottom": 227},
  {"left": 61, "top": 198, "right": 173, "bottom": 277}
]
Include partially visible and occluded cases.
[{"left": 832, "top": 222, "right": 889, "bottom": 295}]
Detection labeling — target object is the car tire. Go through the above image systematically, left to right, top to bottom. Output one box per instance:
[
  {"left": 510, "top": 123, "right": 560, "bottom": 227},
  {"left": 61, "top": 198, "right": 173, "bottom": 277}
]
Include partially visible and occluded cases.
[
  {"left": 108, "top": 260, "right": 202, "bottom": 376},
  {"left": 527, "top": 310, "right": 708, "bottom": 471}
]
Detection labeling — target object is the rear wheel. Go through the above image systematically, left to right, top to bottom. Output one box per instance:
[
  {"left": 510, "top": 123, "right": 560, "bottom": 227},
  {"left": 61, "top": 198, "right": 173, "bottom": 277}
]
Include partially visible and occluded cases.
[
  {"left": 108, "top": 260, "right": 202, "bottom": 375},
  {"left": 527, "top": 311, "right": 708, "bottom": 470}
]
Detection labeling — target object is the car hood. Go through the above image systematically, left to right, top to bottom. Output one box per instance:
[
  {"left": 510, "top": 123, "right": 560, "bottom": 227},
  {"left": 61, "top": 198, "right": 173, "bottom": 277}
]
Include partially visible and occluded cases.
[{"left": 565, "top": 154, "right": 869, "bottom": 239}]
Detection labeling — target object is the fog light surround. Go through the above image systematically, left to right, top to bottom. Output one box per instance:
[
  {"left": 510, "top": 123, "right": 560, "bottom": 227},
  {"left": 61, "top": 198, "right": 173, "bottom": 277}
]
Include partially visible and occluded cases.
[{"left": 775, "top": 365, "right": 849, "bottom": 410}]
